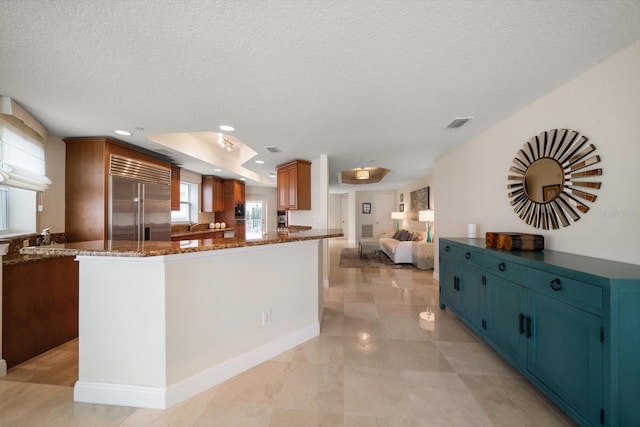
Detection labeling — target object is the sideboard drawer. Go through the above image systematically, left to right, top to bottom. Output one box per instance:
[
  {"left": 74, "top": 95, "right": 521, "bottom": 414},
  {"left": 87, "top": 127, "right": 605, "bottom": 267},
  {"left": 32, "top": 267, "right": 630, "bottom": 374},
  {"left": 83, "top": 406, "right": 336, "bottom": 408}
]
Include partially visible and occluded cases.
[
  {"left": 485, "top": 256, "right": 527, "bottom": 284},
  {"left": 528, "top": 269, "right": 603, "bottom": 313}
]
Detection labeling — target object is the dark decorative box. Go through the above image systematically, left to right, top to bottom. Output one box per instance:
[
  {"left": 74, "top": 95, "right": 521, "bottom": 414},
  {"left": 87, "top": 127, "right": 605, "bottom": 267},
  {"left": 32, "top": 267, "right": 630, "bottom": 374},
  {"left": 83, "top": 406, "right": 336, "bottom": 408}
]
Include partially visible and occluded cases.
[{"left": 486, "top": 232, "right": 544, "bottom": 251}]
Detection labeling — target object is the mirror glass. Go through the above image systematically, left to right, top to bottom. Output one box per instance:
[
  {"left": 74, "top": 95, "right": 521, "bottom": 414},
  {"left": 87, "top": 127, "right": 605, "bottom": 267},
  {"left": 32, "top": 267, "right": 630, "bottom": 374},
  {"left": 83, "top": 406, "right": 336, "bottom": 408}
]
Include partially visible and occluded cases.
[
  {"left": 507, "top": 129, "right": 602, "bottom": 229},
  {"left": 524, "top": 158, "right": 564, "bottom": 203}
]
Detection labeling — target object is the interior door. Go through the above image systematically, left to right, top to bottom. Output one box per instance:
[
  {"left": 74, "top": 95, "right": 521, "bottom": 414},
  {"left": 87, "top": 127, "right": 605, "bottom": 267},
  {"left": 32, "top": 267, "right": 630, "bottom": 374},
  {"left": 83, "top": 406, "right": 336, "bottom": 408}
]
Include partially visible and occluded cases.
[
  {"left": 341, "top": 194, "right": 348, "bottom": 237},
  {"left": 373, "top": 194, "right": 395, "bottom": 238}
]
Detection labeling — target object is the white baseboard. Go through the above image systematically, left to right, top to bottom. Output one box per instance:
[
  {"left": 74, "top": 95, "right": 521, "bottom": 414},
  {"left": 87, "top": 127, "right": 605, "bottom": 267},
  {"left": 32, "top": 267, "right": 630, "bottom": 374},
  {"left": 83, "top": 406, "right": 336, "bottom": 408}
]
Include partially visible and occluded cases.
[
  {"left": 74, "top": 322, "right": 319, "bottom": 409},
  {"left": 0, "top": 358, "right": 6, "bottom": 377}
]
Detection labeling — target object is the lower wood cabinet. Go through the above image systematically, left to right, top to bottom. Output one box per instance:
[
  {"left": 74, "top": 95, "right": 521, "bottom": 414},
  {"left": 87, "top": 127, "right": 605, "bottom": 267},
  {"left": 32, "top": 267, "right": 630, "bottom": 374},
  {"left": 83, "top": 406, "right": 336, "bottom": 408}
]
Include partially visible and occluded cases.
[
  {"left": 439, "top": 238, "right": 640, "bottom": 427},
  {"left": 2, "top": 256, "right": 79, "bottom": 368}
]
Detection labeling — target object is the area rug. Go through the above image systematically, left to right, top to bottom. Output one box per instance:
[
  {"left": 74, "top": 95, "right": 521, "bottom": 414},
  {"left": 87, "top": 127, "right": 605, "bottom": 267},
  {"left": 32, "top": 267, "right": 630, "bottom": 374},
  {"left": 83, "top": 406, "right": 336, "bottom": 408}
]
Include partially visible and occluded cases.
[{"left": 339, "top": 248, "right": 416, "bottom": 269}]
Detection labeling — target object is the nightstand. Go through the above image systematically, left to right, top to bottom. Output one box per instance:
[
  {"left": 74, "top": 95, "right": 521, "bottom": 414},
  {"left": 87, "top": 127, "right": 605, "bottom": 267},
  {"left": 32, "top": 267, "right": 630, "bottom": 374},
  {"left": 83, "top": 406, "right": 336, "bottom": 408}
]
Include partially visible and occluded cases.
[{"left": 412, "top": 242, "right": 434, "bottom": 270}]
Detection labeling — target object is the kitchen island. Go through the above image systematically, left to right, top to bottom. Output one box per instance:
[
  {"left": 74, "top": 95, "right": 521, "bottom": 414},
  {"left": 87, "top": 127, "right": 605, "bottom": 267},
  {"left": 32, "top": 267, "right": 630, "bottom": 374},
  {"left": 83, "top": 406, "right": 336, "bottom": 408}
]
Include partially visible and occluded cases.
[{"left": 20, "top": 229, "right": 342, "bottom": 409}]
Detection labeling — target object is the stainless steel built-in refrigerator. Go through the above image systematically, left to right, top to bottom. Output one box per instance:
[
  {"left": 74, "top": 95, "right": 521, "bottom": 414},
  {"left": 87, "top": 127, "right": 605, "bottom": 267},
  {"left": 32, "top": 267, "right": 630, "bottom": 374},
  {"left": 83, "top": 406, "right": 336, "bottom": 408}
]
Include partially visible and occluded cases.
[{"left": 108, "top": 154, "right": 171, "bottom": 241}]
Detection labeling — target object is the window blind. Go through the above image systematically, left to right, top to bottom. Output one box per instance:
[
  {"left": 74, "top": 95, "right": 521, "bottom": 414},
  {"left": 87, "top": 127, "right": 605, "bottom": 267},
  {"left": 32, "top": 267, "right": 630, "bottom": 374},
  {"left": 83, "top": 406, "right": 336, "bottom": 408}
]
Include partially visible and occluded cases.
[{"left": 0, "top": 97, "right": 51, "bottom": 191}]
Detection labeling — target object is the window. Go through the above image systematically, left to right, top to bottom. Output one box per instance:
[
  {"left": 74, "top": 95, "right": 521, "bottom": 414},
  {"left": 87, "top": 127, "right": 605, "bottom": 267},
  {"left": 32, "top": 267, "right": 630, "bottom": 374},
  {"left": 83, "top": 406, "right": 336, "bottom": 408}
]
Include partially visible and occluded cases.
[
  {"left": 0, "top": 98, "right": 50, "bottom": 236},
  {"left": 0, "top": 102, "right": 51, "bottom": 192},
  {"left": 171, "top": 182, "right": 198, "bottom": 222},
  {"left": 0, "top": 186, "right": 8, "bottom": 231}
]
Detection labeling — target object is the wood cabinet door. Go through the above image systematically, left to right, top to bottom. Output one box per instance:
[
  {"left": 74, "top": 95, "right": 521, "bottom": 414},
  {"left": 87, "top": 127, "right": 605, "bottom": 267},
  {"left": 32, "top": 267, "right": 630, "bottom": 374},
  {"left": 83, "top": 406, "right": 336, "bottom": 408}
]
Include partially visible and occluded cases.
[
  {"left": 171, "top": 165, "right": 181, "bottom": 211},
  {"left": 287, "top": 165, "right": 297, "bottom": 209},
  {"left": 277, "top": 168, "right": 288, "bottom": 210},
  {"left": 201, "top": 176, "right": 214, "bottom": 213},
  {"left": 213, "top": 178, "right": 224, "bottom": 212},
  {"left": 234, "top": 181, "right": 245, "bottom": 202},
  {"left": 439, "top": 245, "right": 460, "bottom": 311},
  {"left": 459, "top": 261, "right": 485, "bottom": 334},
  {"left": 485, "top": 273, "right": 527, "bottom": 369},
  {"left": 527, "top": 291, "right": 603, "bottom": 426}
]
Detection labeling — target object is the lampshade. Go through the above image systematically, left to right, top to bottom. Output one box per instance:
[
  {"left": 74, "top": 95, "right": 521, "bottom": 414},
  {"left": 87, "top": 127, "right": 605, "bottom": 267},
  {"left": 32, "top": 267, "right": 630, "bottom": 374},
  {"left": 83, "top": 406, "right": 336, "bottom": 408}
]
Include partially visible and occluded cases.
[
  {"left": 355, "top": 169, "right": 369, "bottom": 180},
  {"left": 419, "top": 210, "right": 434, "bottom": 222},
  {"left": 391, "top": 211, "right": 404, "bottom": 220}
]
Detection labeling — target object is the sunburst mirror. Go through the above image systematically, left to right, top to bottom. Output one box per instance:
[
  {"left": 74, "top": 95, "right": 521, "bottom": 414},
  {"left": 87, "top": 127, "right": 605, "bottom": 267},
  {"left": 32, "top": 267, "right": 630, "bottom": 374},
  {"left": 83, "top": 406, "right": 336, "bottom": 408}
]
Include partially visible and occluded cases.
[{"left": 507, "top": 129, "right": 602, "bottom": 229}]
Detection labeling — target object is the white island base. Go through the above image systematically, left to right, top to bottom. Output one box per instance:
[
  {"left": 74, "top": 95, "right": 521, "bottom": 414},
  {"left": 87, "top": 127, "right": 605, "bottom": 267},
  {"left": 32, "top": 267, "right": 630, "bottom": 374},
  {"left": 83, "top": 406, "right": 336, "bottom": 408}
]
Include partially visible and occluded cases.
[{"left": 73, "top": 239, "right": 322, "bottom": 409}]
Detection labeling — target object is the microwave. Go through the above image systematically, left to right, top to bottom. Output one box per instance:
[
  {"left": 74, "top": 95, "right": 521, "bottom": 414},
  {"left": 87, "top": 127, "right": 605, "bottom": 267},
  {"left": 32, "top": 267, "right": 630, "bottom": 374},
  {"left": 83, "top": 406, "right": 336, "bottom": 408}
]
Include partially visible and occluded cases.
[{"left": 234, "top": 203, "right": 245, "bottom": 219}]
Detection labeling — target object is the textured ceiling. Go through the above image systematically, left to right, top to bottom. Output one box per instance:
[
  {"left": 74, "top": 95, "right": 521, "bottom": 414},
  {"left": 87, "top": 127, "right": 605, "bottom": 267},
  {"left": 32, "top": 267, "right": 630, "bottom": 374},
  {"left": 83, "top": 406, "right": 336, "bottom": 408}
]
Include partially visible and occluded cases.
[{"left": 2, "top": 0, "right": 640, "bottom": 191}]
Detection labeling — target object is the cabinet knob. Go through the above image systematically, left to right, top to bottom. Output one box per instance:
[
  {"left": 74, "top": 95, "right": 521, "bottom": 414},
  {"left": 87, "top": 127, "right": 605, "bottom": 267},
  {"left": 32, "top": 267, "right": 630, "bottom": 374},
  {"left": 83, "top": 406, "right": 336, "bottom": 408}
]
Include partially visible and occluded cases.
[
  {"left": 445, "top": 246, "right": 450, "bottom": 252},
  {"left": 465, "top": 252, "right": 471, "bottom": 259},
  {"left": 498, "top": 262, "right": 506, "bottom": 272},
  {"left": 550, "top": 278, "right": 562, "bottom": 291}
]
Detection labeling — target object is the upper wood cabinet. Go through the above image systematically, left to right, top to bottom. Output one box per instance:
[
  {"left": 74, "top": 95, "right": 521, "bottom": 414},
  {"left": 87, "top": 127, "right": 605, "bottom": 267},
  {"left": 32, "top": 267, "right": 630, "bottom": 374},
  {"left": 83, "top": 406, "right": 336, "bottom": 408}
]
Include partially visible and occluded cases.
[
  {"left": 64, "top": 136, "right": 171, "bottom": 242},
  {"left": 277, "top": 160, "right": 311, "bottom": 210},
  {"left": 171, "top": 165, "right": 181, "bottom": 211},
  {"left": 201, "top": 176, "right": 224, "bottom": 213},
  {"left": 228, "top": 179, "right": 245, "bottom": 203}
]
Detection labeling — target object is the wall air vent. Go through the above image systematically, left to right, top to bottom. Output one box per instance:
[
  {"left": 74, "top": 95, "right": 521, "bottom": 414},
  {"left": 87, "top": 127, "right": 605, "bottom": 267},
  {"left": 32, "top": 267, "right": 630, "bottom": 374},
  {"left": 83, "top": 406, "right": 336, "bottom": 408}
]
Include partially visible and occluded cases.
[
  {"left": 446, "top": 117, "right": 473, "bottom": 129},
  {"left": 265, "top": 146, "right": 282, "bottom": 153}
]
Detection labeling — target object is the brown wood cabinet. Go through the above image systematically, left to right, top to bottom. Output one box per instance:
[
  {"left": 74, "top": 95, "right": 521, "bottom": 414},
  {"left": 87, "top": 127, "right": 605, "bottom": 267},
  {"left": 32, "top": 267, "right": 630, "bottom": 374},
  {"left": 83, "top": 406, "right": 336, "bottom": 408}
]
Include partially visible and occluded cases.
[
  {"left": 64, "top": 136, "right": 171, "bottom": 242},
  {"left": 277, "top": 160, "right": 311, "bottom": 210},
  {"left": 171, "top": 165, "right": 181, "bottom": 211},
  {"left": 201, "top": 176, "right": 224, "bottom": 213},
  {"left": 220, "top": 179, "right": 246, "bottom": 240},
  {"left": 2, "top": 256, "right": 79, "bottom": 368}
]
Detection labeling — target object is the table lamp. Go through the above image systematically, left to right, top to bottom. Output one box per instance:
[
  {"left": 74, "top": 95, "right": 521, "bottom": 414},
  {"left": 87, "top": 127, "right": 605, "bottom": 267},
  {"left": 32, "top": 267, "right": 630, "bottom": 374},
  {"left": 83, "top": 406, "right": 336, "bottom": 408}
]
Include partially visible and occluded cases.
[
  {"left": 419, "top": 209, "right": 434, "bottom": 242},
  {"left": 391, "top": 211, "right": 404, "bottom": 230}
]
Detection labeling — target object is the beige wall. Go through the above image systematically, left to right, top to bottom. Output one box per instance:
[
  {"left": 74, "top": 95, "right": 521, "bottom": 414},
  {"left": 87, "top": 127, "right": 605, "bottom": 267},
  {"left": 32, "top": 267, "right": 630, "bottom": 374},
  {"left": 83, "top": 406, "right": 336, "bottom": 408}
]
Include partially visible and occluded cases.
[
  {"left": 434, "top": 41, "right": 640, "bottom": 270},
  {"left": 37, "top": 135, "right": 66, "bottom": 233},
  {"left": 395, "top": 173, "right": 434, "bottom": 235}
]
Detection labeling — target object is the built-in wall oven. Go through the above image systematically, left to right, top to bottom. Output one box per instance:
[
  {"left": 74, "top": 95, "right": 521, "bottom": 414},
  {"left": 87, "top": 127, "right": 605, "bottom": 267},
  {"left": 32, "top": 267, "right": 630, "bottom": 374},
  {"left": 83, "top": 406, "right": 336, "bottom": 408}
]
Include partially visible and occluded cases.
[
  {"left": 234, "top": 203, "right": 245, "bottom": 220},
  {"left": 277, "top": 210, "right": 287, "bottom": 228}
]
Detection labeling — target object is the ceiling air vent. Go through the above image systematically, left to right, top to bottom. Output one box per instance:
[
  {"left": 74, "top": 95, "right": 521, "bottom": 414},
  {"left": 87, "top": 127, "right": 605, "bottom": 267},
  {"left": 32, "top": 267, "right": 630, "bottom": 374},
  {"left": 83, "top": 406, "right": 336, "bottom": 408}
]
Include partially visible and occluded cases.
[
  {"left": 446, "top": 117, "right": 473, "bottom": 129},
  {"left": 265, "top": 146, "right": 282, "bottom": 153}
]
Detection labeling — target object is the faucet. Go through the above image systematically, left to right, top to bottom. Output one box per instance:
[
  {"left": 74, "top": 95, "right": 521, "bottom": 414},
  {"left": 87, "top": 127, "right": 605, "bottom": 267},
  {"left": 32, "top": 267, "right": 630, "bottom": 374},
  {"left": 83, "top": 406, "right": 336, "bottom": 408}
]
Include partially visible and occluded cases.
[{"left": 40, "top": 228, "right": 51, "bottom": 245}]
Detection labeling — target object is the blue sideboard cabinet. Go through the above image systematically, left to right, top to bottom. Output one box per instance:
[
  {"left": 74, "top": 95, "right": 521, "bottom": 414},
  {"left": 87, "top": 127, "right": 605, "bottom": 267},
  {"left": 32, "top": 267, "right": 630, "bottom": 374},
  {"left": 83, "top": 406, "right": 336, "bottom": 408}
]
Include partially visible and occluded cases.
[{"left": 439, "top": 238, "right": 640, "bottom": 427}]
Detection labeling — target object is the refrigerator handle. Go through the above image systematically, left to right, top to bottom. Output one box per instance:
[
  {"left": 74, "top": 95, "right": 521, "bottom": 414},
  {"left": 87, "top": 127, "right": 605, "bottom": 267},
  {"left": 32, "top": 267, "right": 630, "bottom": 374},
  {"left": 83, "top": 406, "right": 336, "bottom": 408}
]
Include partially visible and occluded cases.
[
  {"left": 135, "top": 183, "right": 142, "bottom": 242},
  {"left": 140, "top": 183, "right": 145, "bottom": 241}
]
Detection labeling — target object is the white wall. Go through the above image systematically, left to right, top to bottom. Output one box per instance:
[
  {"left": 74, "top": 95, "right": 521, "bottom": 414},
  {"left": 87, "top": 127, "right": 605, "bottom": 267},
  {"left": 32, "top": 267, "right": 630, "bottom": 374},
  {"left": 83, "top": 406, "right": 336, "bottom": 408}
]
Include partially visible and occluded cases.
[
  {"left": 435, "top": 41, "right": 640, "bottom": 269},
  {"left": 37, "top": 135, "right": 66, "bottom": 233}
]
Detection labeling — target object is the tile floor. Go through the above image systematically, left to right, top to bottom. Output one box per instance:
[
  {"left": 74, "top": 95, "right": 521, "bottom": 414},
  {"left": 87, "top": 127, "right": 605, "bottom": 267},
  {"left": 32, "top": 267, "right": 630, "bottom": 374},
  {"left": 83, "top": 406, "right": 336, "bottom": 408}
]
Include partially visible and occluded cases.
[{"left": 0, "top": 239, "right": 576, "bottom": 426}]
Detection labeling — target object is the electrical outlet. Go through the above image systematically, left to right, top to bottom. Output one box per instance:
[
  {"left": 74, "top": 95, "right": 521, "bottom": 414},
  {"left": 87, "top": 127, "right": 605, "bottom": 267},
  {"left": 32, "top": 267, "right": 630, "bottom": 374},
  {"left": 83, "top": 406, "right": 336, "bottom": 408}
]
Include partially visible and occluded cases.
[
  {"left": 23, "top": 239, "right": 30, "bottom": 247},
  {"left": 262, "top": 309, "right": 272, "bottom": 326}
]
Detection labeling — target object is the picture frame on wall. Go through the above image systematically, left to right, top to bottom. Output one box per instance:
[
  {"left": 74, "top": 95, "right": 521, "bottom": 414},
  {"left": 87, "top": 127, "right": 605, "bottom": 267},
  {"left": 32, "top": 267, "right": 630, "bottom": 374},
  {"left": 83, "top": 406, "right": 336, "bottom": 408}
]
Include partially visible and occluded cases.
[
  {"left": 362, "top": 202, "right": 371, "bottom": 214},
  {"left": 399, "top": 203, "right": 404, "bottom": 212}
]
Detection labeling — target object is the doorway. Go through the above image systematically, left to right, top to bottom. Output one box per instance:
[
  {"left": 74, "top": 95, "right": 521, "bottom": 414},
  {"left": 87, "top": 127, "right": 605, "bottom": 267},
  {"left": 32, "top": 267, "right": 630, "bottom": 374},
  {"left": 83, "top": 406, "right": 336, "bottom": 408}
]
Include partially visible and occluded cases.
[
  {"left": 373, "top": 194, "right": 395, "bottom": 238},
  {"left": 245, "top": 200, "right": 264, "bottom": 239}
]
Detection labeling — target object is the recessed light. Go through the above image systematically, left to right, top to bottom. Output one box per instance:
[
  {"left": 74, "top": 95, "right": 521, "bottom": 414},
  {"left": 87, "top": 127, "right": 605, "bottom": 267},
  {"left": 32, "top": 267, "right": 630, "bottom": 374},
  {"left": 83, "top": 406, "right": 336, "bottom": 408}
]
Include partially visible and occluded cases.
[
  {"left": 219, "top": 125, "right": 235, "bottom": 132},
  {"left": 114, "top": 130, "right": 132, "bottom": 136},
  {"left": 255, "top": 160, "right": 265, "bottom": 164},
  {"left": 214, "top": 168, "right": 222, "bottom": 172},
  {"left": 268, "top": 173, "right": 276, "bottom": 178},
  {"left": 239, "top": 177, "right": 246, "bottom": 181}
]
